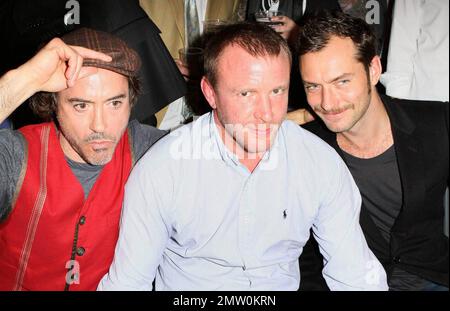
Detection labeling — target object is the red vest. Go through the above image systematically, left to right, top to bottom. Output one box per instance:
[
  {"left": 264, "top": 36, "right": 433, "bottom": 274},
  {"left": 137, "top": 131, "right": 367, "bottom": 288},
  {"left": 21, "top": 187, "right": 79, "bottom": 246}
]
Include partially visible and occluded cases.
[{"left": 0, "top": 123, "right": 133, "bottom": 290}]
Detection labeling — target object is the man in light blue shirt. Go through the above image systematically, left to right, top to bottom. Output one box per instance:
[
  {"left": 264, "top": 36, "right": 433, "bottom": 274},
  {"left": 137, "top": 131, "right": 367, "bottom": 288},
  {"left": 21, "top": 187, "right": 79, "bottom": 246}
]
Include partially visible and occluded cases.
[{"left": 98, "top": 23, "right": 387, "bottom": 291}]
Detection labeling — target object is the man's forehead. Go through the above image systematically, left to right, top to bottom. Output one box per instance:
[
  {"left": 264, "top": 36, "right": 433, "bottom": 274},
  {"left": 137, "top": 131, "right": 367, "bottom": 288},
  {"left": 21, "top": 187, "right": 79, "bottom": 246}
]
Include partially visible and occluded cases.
[
  {"left": 327, "top": 36, "right": 357, "bottom": 52},
  {"left": 301, "top": 37, "right": 359, "bottom": 68},
  {"left": 220, "top": 43, "right": 288, "bottom": 61},
  {"left": 217, "top": 44, "right": 289, "bottom": 75},
  {"left": 217, "top": 44, "right": 250, "bottom": 65},
  {"left": 58, "top": 68, "right": 129, "bottom": 99}
]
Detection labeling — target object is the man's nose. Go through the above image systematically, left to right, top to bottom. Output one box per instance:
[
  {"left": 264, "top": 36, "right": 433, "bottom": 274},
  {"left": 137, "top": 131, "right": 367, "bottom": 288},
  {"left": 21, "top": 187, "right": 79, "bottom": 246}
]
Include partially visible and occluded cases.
[
  {"left": 320, "top": 87, "right": 339, "bottom": 112},
  {"left": 254, "top": 95, "right": 273, "bottom": 123},
  {"left": 90, "top": 105, "right": 106, "bottom": 133}
]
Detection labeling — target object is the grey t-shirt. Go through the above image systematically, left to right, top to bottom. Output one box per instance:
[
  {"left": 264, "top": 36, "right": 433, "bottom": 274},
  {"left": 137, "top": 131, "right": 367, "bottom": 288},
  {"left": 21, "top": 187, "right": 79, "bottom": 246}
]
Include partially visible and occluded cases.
[
  {"left": 0, "top": 120, "right": 166, "bottom": 220},
  {"left": 341, "top": 145, "right": 402, "bottom": 245}
]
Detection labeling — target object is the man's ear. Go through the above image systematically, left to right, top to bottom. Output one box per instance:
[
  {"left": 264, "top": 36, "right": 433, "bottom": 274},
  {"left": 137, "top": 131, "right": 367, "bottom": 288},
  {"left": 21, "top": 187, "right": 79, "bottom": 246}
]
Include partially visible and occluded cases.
[
  {"left": 369, "top": 55, "right": 382, "bottom": 86},
  {"left": 200, "top": 77, "right": 217, "bottom": 110}
]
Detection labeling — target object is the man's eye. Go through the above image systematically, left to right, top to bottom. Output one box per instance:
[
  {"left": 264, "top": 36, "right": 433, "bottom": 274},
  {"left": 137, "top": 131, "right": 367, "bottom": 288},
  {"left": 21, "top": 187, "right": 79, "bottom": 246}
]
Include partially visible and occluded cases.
[
  {"left": 338, "top": 79, "right": 350, "bottom": 86},
  {"left": 305, "top": 85, "right": 319, "bottom": 92},
  {"left": 272, "top": 88, "right": 285, "bottom": 95},
  {"left": 240, "top": 91, "right": 251, "bottom": 97},
  {"left": 110, "top": 100, "right": 122, "bottom": 108},
  {"left": 74, "top": 103, "right": 88, "bottom": 111}
]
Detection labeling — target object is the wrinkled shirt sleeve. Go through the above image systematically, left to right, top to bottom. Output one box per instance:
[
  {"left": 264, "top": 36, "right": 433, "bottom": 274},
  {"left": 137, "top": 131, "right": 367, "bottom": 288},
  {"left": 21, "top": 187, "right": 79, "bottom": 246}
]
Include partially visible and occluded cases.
[{"left": 312, "top": 156, "right": 388, "bottom": 291}]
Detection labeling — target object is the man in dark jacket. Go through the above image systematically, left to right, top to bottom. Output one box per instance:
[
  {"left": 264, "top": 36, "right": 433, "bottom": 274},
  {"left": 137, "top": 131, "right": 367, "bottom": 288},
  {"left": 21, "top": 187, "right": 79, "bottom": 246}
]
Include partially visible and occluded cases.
[{"left": 298, "top": 11, "right": 449, "bottom": 291}]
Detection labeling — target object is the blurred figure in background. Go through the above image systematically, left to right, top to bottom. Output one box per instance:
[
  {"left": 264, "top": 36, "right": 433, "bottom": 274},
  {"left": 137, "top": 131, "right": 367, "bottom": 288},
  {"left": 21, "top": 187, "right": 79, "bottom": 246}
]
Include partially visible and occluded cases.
[
  {"left": 245, "top": 0, "right": 342, "bottom": 44},
  {"left": 381, "top": 0, "right": 449, "bottom": 102}
]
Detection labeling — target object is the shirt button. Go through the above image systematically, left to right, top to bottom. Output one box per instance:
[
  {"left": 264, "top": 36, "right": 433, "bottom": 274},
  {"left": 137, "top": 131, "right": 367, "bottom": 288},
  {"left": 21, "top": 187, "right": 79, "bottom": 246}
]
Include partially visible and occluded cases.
[
  {"left": 79, "top": 216, "right": 86, "bottom": 225},
  {"left": 76, "top": 247, "right": 85, "bottom": 256},
  {"left": 393, "top": 256, "right": 401, "bottom": 263}
]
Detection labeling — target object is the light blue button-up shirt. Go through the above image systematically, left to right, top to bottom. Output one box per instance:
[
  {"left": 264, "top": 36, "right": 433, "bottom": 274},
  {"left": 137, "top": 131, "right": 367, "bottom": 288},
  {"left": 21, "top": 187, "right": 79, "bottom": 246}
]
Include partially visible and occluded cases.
[{"left": 98, "top": 113, "right": 387, "bottom": 291}]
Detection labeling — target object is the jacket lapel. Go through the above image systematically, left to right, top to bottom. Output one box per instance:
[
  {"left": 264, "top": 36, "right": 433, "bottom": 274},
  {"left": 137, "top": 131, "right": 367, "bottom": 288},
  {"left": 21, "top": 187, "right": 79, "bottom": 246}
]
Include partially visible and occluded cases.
[{"left": 383, "top": 96, "right": 426, "bottom": 231}]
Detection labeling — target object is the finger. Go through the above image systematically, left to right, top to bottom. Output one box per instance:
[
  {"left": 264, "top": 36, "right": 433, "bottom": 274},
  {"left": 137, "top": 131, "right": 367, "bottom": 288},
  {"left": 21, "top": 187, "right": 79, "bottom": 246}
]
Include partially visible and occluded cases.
[
  {"left": 271, "top": 23, "right": 285, "bottom": 30},
  {"left": 270, "top": 25, "right": 286, "bottom": 34},
  {"left": 62, "top": 46, "right": 80, "bottom": 81},
  {"left": 72, "top": 46, "right": 112, "bottom": 62},
  {"left": 68, "top": 53, "right": 84, "bottom": 87}
]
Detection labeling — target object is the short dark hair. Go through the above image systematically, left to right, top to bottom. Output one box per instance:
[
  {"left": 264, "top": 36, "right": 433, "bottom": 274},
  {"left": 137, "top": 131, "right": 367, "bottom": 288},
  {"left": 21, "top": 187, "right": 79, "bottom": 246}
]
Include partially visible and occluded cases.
[
  {"left": 297, "top": 11, "right": 378, "bottom": 72},
  {"left": 204, "top": 22, "right": 292, "bottom": 88},
  {"left": 29, "top": 76, "right": 141, "bottom": 121}
]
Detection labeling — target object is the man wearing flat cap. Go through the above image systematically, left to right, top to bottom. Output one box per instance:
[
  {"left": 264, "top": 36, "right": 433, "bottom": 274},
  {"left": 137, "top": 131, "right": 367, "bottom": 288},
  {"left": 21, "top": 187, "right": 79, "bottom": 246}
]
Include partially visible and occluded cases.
[{"left": 0, "top": 28, "right": 165, "bottom": 290}]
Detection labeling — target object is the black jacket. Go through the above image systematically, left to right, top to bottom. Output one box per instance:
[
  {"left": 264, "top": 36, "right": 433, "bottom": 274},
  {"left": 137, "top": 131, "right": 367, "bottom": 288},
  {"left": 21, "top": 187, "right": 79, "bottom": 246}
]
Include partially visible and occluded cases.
[{"left": 301, "top": 95, "right": 449, "bottom": 287}]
